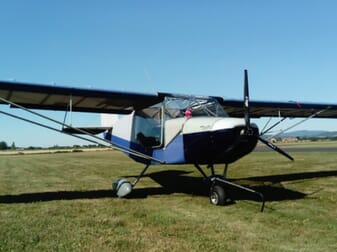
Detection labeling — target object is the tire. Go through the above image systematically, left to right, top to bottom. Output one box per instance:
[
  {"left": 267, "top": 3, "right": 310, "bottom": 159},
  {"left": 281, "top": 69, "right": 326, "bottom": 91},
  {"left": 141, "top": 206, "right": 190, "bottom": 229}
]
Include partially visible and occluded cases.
[
  {"left": 112, "top": 178, "right": 133, "bottom": 197},
  {"left": 210, "top": 185, "right": 226, "bottom": 206}
]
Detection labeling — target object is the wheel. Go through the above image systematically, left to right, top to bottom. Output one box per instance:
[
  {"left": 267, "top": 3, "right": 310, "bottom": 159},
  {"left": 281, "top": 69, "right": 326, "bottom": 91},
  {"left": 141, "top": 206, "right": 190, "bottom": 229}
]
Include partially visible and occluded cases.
[
  {"left": 112, "top": 178, "right": 133, "bottom": 198},
  {"left": 210, "top": 185, "right": 226, "bottom": 206}
]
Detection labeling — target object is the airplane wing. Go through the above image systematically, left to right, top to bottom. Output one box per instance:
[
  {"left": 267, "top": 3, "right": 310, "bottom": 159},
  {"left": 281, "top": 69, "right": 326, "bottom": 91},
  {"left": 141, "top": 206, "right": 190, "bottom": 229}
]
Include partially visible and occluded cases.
[
  {"left": 2, "top": 80, "right": 337, "bottom": 119},
  {"left": 0, "top": 81, "right": 163, "bottom": 114},
  {"left": 218, "top": 98, "right": 337, "bottom": 119}
]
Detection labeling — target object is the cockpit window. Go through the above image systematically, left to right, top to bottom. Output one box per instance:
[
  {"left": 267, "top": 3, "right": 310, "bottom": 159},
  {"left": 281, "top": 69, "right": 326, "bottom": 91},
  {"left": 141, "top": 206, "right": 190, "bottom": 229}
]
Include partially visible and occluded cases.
[
  {"left": 163, "top": 96, "right": 228, "bottom": 119},
  {"left": 132, "top": 106, "right": 162, "bottom": 148}
]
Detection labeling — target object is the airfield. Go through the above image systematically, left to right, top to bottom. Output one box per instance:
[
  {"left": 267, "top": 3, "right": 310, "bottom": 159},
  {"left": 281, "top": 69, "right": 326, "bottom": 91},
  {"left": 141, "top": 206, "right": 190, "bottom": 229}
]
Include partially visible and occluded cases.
[{"left": 0, "top": 141, "right": 336, "bottom": 251}]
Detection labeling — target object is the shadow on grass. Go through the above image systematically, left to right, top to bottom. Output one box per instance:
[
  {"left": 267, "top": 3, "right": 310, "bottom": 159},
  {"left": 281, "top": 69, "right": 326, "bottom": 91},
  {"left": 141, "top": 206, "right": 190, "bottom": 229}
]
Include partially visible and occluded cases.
[
  {"left": 1, "top": 169, "right": 336, "bottom": 204},
  {"left": 131, "top": 170, "right": 302, "bottom": 202},
  {"left": 0, "top": 190, "right": 115, "bottom": 204}
]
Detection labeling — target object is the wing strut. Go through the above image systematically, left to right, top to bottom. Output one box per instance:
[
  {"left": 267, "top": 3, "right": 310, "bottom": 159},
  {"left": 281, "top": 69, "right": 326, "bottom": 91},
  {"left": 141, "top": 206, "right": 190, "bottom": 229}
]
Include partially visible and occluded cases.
[
  {"left": 69, "top": 94, "right": 73, "bottom": 126},
  {"left": 62, "top": 95, "right": 73, "bottom": 128},
  {"left": 0, "top": 96, "right": 164, "bottom": 164},
  {"left": 268, "top": 108, "right": 329, "bottom": 139},
  {"left": 260, "top": 117, "right": 287, "bottom": 136}
]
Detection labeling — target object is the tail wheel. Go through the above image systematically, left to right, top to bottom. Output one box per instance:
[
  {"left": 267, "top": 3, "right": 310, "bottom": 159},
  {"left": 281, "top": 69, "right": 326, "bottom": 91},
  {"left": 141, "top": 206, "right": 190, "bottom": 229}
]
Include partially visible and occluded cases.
[{"left": 210, "top": 185, "right": 226, "bottom": 206}]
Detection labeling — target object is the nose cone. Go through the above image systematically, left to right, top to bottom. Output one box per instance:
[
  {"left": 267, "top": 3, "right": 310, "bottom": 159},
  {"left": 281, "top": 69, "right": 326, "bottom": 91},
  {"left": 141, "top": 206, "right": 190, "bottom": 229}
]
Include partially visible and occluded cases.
[{"left": 182, "top": 117, "right": 259, "bottom": 164}]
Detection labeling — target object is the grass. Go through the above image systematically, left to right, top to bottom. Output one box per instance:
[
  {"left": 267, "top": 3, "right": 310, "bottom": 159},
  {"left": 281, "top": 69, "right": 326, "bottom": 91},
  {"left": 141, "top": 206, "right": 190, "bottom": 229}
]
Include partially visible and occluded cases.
[{"left": 0, "top": 148, "right": 336, "bottom": 251}]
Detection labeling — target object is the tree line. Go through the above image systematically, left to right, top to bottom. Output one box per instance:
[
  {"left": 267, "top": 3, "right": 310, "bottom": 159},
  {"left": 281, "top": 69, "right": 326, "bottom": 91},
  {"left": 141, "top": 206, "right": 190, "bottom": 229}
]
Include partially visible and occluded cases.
[
  {"left": 0, "top": 141, "right": 16, "bottom": 150},
  {"left": 0, "top": 141, "right": 102, "bottom": 150}
]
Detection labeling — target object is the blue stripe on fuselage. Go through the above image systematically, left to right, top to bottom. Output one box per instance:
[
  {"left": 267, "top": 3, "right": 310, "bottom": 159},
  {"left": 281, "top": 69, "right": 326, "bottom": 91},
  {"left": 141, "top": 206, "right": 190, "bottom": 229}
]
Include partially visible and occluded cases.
[
  {"left": 106, "top": 133, "right": 186, "bottom": 165},
  {"left": 152, "top": 134, "right": 185, "bottom": 164}
]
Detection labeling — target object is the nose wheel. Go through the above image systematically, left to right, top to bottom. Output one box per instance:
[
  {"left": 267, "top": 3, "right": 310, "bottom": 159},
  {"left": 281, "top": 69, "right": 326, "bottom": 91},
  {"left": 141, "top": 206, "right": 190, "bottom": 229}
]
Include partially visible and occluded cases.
[
  {"left": 210, "top": 177, "right": 265, "bottom": 212},
  {"left": 210, "top": 184, "right": 227, "bottom": 206}
]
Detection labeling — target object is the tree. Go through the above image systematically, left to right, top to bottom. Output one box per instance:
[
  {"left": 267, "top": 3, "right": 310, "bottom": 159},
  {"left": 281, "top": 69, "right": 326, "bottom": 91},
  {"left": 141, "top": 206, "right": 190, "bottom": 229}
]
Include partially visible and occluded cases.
[
  {"left": 0, "top": 141, "right": 8, "bottom": 150},
  {"left": 11, "top": 142, "right": 16, "bottom": 150}
]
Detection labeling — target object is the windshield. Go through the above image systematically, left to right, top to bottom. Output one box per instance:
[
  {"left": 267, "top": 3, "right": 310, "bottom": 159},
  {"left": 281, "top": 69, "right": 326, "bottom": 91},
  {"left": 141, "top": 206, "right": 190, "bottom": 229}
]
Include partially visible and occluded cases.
[
  {"left": 131, "top": 95, "right": 228, "bottom": 148},
  {"left": 163, "top": 96, "right": 228, "bottom": 119}
]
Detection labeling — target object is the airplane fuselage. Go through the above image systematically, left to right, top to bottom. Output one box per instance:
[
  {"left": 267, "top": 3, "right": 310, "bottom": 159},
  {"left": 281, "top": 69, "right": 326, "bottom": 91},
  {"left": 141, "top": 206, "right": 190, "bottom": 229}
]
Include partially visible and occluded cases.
[
  {"left": 102, "top": 95, "right": 259, "bottom": 166},
  {"left": 107, "top": 115, "right": 259, "bottom": 165}
]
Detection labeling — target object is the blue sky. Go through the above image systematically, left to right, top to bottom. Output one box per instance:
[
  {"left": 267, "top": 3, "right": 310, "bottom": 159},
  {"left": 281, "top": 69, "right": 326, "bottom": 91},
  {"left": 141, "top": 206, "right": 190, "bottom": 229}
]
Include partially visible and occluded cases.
[{"left": 1, "top": 1, "right": 337, "bottom": 147}]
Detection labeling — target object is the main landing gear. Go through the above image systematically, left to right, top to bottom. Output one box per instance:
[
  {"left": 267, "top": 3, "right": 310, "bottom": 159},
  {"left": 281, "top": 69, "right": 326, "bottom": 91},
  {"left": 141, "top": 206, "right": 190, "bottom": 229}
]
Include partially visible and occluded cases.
[
  {"left": 112, "top": 163, "right": 265, "bottom": 212},
  {"left": 112, "top": 164, "right": 151, "bottom": 198},
  {"left": 194, "top": 164, "right": 265, "bottom": 212}
]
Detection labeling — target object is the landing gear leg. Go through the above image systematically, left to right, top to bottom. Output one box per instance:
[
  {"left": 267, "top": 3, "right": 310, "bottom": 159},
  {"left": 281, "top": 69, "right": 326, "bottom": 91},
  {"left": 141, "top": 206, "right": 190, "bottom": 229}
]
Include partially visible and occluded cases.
[
  {"left": 132, "top": 164, "right": 151, "bottom": 187},
  {"left": 223, "top": 164, "right": 229, "bottom": 178}
]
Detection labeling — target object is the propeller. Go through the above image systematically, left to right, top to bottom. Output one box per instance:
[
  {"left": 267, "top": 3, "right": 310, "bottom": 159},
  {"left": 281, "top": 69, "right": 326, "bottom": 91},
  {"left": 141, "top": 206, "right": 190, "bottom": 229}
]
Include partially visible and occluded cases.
[
  {"left": 243, "top": 69, "right": 294, "bottom": 161},
  {"left": 243, "top": 69, "right": 250, "bottom": 133},
  {"left": 258, "top": 136, "right": 294, "bottom": 161}
]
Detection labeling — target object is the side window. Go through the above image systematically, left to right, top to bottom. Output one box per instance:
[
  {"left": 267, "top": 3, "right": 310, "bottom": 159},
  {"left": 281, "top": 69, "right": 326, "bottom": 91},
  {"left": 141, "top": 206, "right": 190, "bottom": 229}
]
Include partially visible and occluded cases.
[{"left": 132, "top": 107, "right": 162, "bottom": 148}]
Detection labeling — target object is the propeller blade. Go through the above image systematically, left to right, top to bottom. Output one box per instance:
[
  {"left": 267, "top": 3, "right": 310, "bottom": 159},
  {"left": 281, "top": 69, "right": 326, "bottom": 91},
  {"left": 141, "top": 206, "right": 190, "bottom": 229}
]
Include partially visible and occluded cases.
[
  {"left": 243, "top": 69, "right": 250, "bottom": 130},
  {"left": 258, "top": 136, "right": 294, "bottom": 161}
]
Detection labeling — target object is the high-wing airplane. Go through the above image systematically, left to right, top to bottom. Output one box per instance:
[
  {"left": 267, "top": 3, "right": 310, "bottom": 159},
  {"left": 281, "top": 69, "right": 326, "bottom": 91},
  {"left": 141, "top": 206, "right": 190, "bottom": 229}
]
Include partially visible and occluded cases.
[{"left": 1, "top": 70, "right": 337, "bottom": 211}]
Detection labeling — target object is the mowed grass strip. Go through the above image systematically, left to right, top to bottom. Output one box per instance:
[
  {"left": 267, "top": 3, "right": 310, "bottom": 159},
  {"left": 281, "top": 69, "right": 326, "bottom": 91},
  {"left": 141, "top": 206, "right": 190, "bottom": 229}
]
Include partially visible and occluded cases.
[{"left": 0, "top": 149, "right": 336, "bottom": 251}]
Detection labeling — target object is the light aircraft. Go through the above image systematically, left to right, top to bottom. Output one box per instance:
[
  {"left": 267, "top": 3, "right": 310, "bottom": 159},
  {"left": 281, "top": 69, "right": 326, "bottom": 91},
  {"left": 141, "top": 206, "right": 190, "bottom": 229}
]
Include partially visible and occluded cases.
[{"left": 1, "top": 70, "right": 337, "bottom": 211}]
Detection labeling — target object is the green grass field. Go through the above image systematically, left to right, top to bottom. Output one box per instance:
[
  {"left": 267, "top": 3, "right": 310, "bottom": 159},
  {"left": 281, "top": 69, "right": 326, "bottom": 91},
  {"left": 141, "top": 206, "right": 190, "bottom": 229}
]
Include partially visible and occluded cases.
[{"left": 0, "top": 148, "right": 336, "bottom": 251}]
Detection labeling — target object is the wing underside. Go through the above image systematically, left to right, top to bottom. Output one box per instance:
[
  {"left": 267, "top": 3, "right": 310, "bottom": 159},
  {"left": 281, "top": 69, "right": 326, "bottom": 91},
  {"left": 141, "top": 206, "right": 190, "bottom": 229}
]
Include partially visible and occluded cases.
[
  {"left": 1, "top": 80, "right": 337, "bottom": 119},
  {"left": 0, "top": 81, "right": 163, "bottom": 114},
  {"left": 218, "top": 99, "right": 337, "bottom": 119}
]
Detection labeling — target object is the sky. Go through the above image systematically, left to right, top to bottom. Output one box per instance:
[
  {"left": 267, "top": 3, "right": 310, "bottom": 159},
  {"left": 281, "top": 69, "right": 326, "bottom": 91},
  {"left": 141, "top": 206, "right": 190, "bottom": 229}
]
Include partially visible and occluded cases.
[{"left": 1, "top": 0, "right": 337, "bottom": 147}]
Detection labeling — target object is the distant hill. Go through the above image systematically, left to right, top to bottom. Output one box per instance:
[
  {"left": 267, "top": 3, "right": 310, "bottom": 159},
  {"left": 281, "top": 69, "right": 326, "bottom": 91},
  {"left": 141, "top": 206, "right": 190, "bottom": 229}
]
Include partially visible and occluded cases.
[{"left": 275, "top": 130, "right": 337, "bottom": 138}]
